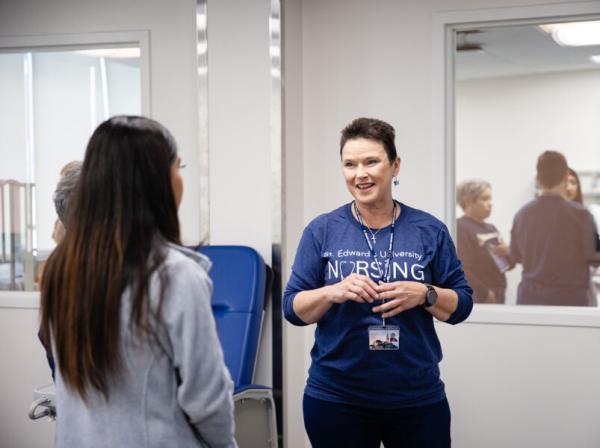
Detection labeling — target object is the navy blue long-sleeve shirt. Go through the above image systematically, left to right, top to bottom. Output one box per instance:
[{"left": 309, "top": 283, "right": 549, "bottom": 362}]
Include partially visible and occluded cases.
[{"left": 284, "top": 202, "right": 472, "bottom": 409}]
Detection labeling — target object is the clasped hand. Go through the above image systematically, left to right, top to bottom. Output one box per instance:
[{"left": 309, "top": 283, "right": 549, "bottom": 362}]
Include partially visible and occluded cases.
[
  {"left": 327, "top": 274, "right": 427, "bottom": 318},
  {"left": 372, "top": 281, "right": 428, "bottom": 318}
]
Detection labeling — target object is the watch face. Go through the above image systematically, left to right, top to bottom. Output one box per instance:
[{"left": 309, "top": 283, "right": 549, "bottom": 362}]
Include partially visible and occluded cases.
[{"left": 427, "top": 288, "right": 437, "bottom": 305}]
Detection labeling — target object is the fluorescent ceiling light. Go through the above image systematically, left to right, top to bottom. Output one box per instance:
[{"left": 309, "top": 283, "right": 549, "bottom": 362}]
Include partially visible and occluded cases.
[
  {"left": 196, "top": 13, "right": 207, "bottom": 30},
  {"left": 539, "top": 21, "right": 600, "bottom": 46},
  {"left": 197, "top": 42, "right": 207, "bottom": 55},
  {"left": 75, "top": 48, "right": 140, "bottom": 59},
  {"left": 590, "top": 55, "right": 600, "bottom": 64}
]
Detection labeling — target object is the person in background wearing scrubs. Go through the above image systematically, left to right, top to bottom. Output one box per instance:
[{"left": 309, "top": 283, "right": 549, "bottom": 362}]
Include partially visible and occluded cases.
[
  {"left": 510, "top": 151, "right": 600, "bottom": 306},
  {"left": 456, "top": 179, "right": 513, "bottom": 304}
]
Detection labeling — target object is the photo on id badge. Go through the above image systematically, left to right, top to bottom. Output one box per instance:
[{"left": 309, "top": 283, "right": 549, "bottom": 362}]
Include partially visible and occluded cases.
[{"left": 368, "top": 325, "right": 399, "bottom": 350}]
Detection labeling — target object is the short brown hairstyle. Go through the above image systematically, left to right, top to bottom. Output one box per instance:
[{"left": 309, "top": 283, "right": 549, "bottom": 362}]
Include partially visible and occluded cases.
[
  {"left": 340, "top": 117, "right": 397, "bottom": 163},
  {"left": 536, "top": 150, "right": 568, "bottom": 189}
]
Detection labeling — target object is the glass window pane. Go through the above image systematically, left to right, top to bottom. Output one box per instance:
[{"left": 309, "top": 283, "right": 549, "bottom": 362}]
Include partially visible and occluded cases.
[
  {"left": 454, "top": 22, "right": 600, "bottom": 307},
  {"left": 0, "top": 46, "right": 141, "bottom": 291}
]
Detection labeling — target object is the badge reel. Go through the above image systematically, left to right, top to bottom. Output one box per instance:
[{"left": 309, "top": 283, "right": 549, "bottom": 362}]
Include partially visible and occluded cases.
[{"left": 368, "top": 300, "right": 399, "bottom": 351}]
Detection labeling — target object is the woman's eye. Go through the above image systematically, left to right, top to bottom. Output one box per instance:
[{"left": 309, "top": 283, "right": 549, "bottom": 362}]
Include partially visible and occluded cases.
[
  {"left": 367, "top": 159, "right": 378, "bottom": 166},
  {"left": 179, "top": 161, "right": 187, "bottom": 169}
]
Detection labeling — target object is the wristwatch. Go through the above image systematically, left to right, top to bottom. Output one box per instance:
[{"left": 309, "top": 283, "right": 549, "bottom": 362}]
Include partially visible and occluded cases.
[{"left": 423, "top": 284, "right": 437, "bottom": 308}]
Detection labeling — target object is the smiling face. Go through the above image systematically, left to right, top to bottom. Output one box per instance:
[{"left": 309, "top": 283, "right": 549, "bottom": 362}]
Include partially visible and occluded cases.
[{"left": 341, "top": 138, "right": 400, "bottom": 208}]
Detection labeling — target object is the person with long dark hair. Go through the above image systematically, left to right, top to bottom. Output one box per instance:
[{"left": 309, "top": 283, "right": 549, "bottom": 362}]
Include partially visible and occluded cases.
[
  {"left": 40, "top": 116, "right": 236, "bottom": 448},
  {"left": 563, "top": 167, "right": 599, "bottom": 305},
  {"left": 565, "top": 167, "right": 583, "bottom": 204}
]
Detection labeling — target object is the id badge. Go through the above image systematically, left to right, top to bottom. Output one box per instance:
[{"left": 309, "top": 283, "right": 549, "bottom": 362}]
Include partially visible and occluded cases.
[{"left": 368, "top": 325, "right": 400, "bottom": 350}]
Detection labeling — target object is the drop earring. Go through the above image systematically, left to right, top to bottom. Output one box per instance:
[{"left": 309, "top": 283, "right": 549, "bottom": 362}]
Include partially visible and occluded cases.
[{"left": 393, "top": 176, "right": 399, "bottom": 186}]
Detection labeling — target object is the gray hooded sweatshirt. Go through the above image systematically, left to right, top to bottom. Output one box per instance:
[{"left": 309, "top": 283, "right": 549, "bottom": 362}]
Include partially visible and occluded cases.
[{"left": 53, "top": 244, "right": 237, "bottom": 448}]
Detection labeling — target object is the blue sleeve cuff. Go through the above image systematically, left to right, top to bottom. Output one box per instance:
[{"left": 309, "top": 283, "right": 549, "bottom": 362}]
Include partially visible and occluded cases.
[
  {"left": 445, "top": 288, "right": 473, "bottom": 325},
  {"left": 283, "top": 292, "right": 309, "bottom": 326}
]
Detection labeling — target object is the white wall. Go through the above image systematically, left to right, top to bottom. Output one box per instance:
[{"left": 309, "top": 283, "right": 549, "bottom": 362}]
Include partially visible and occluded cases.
[
  {"left": 207, "top": 0, "right": 275, "bottom": 388},
  {"left": 207, "top": 0, "right": 273, "bottom": 259},
  {"left": 282, "top": 0, "right": 315, "bottom": 445},
  {"left": 283, "top": 0, "right": 600, "bottom": 447},
  {"left": 0, "top": 1, "right": 200, "bottom": 446},
  {"left": 0, "top": 1, "right": 281, "bottom": 447},
  {"left": 34, "top": 52, "right": 141, "bottom": 252},
  {"left": 0, "top": 54, "right": 27, "bottom": 182},
  {"left": 106, "top": 59, "right": 141, "bottom": 117},
  {"left": 456, "top": 70, "right": 600, "bottom": 304},
  {"left": 0, "top": 307, "right": 56, "bottom": 448},
  {"left": 437, "top": 321, "right": 600, "bottom": 448}
]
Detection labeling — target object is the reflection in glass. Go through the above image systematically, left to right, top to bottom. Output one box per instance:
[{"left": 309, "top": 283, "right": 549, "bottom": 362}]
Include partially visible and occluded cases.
[
  {"left": 454, "top": 21, "right": 600, "bottom": 306},
  {"left": 0, "top": 46, "right": 141, "bottom": 291},
  {"left": 509, "top": 151, "right": 598, "bottom": 306},
  {"left": 456, "top": 180, "right": 513, "bottom": 304}
]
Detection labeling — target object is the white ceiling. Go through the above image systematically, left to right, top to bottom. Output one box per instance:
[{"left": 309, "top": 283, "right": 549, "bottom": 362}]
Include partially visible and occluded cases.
[{"left": 455, "top": 24, "right": 600, "bottom": 81}]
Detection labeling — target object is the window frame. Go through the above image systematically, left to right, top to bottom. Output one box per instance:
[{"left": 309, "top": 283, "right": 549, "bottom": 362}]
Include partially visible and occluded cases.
[
  {"left": 432, "top": 2, "right": 600, "bottom": 328},
  {"left": 0, "top": 30, "right": 150, "bottom": 308}
]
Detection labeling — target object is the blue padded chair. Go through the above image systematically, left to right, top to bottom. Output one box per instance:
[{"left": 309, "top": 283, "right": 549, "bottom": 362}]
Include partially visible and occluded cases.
[
  {"left": 30, "top": 245, "right": 278, "bottom": 447},
  {"left": 196, "top": 245, "right": 278, "bottom": 447},
  {"left": 198, "top": 245, "right": 267, "bottom": 390}
]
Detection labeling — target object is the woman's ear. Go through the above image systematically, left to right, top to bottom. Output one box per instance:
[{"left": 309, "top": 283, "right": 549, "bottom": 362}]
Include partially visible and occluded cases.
[{"left": 393, "top": 156, "right": 401, "bottom": 176}]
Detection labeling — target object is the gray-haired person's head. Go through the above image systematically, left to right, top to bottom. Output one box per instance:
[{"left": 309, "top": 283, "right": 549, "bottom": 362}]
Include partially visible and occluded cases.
[
  {"left": 54, "top": 161, "right": 82, "bottom": 224},
  {"left": 456, "top": 179, "right": 491, "bottom": 211}
]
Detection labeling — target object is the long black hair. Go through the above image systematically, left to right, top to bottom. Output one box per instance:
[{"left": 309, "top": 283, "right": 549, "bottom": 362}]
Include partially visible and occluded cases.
[
  {"left": 41, "top": 116, "right": 181, "bottom": 400},
  {"left": 567, "top": 167, "right": 583, "bottom": 204}
]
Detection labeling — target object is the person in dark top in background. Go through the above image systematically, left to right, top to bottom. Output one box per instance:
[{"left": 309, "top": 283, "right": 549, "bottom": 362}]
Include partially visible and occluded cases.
[
  {"left": 510, "top": 151, "right": 600, "bottom": 306},
  {"left": 456, "top": 179, "right": 513, "bottom": 304}
]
